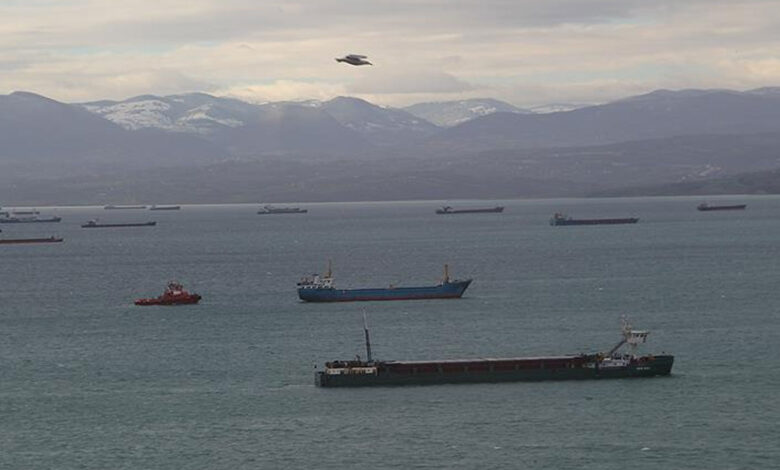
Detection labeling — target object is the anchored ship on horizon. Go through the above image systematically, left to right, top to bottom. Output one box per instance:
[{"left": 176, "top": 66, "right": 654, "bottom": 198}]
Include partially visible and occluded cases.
[
  {"left": 297, "top": 262, "right": 472, "bottom": 302},
  {"left": 316, "top": 317, "right": 673, "bottom": 387}
]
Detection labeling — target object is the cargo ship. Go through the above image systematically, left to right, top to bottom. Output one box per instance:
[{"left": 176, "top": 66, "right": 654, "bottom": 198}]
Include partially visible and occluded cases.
[
  {"left": 697, "top": 203, "right": 746, "bottom": 211},
  {"left": 104, "top": 205, "right": 147, "bottom": 210},
  {"left": 149, "top": 205, "right": 181, "bottom": 211},
  {"left": 257, "top": 205, "right": 308, "bottom": 214},
  {"left": 436, "top": 206, "right": 504, "bottom": 214},
  {"left": 550, "top": 213, "right": 638, "bottom": 226},
  {"left": 0, "top": 215, "right": 62, "bottom": 223},
  {"left": 81, "top": 220, "right": 157, "bottom": 228},
  {"left": 0, "top": 236, "right": 63, "bottom": 245},
  {"left": 297, "top": 263, "right": 471, "bottom": 302},
  {"left": 135, "top": 281, "right": 201, "bottom": 306},
  {"left": 316, "top": 317, "right": 673, "bottom": 387}
]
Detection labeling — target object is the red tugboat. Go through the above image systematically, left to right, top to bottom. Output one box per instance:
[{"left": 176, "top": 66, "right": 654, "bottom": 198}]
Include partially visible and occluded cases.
[{"left": 134, "top": 281, "right": 201, "bottom": 306}]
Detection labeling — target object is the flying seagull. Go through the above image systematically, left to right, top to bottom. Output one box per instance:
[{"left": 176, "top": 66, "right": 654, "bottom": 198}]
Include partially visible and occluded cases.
[{"left": 335, "top": 54, "right": 372, "bottom": 66}]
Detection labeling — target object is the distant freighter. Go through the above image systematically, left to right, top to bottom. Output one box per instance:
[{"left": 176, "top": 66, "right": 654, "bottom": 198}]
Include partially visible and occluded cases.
[
  {"left": 697, "top": 203, "right": 746, "bottom": 211},
  {"left": 104, "top": 205, "right": 147, "bottom": 210},
  {"left": 149, "top": 205, "right": 181, "bottom": 211},
  {"left": 257, "top": 205, "right": 308, "bottom": 214},
  {"left": 436, "top": 206, "right": 504, "bottom": 214},
  {"left": 550, "top": 213, "right": 638, "bottom": 226},
  {"left": 0, "top": 215, "right": 61, "bottom": 223},
  {"left": 81, "top": 220, "right": 156, "bottom": 228},
  {"left": 0, "top": 236, "right": 63, "bottom": 245},
  {"left": 297, "top": 263, "right": 472, "bottom": 302},
  {"left": 316, "top": 317, "right": 673, "bottom": 387}
]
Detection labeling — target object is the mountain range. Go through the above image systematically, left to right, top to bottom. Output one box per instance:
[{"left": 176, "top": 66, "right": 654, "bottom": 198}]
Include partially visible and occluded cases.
[{"left": 2, "top": 87, "right": 780, "bottom": 204}]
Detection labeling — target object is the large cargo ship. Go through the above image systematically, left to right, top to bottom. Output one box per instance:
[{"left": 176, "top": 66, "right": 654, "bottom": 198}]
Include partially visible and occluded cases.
[
  {"left": 697, "top": 203, "right": 746, "bottom": 211},
  {"left": 149, "top": 205, "right": 181, "bottom": 211},
  {"left": 257, "top": 205, "right": 308, "bottom": 214},
  {"left": 436, "top": 206, "right": 504, "bottom": 214},
  {"left": 550, "top": 213, "right": 638, "bottom": 226},
  {"left": 0, "top": 215, "right": 61, "bottom": 223},
  {"left": 81, "top": 220, "right": 156, "bottom": 228},
  {"left": 0, "top": 236, "right": 63, "bottom": 245},
  {"left": 297, "top": 263, "right": 471, "bottom": 302},
  {"left": 316, "top": 318, "right": 673, "bottom": 387}
]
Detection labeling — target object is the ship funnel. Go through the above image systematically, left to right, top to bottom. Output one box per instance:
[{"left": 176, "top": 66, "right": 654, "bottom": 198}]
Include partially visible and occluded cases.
[{"left": 443, "top": 264, "right": 450, "bottom": 283}]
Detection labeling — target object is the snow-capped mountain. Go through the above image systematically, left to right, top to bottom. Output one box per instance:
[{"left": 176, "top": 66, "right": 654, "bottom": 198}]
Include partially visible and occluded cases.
[
  {"left": 82, "top": 93, "right": 258, "bottom": 135},
  {"left": 321, "top": 96, "right": 439, "bottom": 146},
  {"left": 404, "top": 98, "right": 531, "bottom": 127}
]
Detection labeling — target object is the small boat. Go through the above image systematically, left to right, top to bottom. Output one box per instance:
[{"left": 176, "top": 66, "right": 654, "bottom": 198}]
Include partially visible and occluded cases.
[
  {"left": 697, "top": 203, "right": 746, "bottom": 211},
  {"left": 104, "top": 205, "right": 147, "bottom": 210},
  {"left": 149, "top": 205, "right": 181, "bottom": 211},
  {"left": 257, "top": 205, "right": 308, "bottom": 214},
  {"left": 436, "top": 206, "right": 504, "bottom": 214},
  {"left": 550, "top": 213, "right": 638, "bottom": 226},
  {"left": 0, "top": 215, "right": 62, "bottom": 223},
  {"left": 81, "top": 220, "right": 156, "bottom": 228},
  {"left": 0, "top": 236, "right": 63, "bottom": 245},
  {"left": 298, "top": 263, "right": 472, "bottom": 302},
  {"left": 134, "top": 281, "right": 201, "bottom": 306},
  {"left": 316, "top": 317, "right": 673, "bottom": 387}
]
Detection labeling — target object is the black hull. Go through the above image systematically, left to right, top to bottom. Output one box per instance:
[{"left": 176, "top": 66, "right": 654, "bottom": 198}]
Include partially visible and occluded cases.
[
  {"left": 697, "top": 205, "right": 746, "bottom": 211},
  {"left": 436, "top": 207, "right": 504, "bottom": 214},
  {"left": 0, "top": 218, "right": 61, "bottom": 223},
  {"left": 82, "top": 222, "right": 156, "bottom": 228},
  {"left": 0, "top": 237, "right": 63, "bottom": 245},
  {"left": 316, "top": 355, "right": 674, "bottom": 387}
]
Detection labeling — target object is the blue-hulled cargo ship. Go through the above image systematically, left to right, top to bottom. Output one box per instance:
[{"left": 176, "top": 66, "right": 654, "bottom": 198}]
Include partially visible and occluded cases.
[{"left": 297, "top": 263, "right": 472, "bottom": 302}]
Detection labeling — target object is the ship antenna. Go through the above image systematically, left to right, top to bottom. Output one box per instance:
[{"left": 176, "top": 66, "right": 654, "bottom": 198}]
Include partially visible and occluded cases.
[{"left": 363, "top": 311, "right": 373, "bottom": 363}]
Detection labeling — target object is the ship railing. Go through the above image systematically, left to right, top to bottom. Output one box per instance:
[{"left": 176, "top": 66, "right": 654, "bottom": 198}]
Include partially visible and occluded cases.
[{"left": 325, "top": 366, "right": 377, "bottom": 375}]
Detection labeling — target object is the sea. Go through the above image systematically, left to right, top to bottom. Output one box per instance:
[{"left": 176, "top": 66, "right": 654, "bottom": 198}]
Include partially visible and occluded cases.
[{"left": 1, "top": 197, "right": 778, "bottom": 469}]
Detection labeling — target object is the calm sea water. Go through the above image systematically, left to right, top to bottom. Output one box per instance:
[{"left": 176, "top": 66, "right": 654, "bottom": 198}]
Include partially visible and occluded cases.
[{"left": 1, "top": 197, "right": 779, "bottom": 469}]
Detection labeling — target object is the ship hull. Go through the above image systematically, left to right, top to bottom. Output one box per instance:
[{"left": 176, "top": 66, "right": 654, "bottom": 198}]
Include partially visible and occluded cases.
[
  {"left": 697, "top": 205, "right": 746, "bottom": 211},
  {"left": 436, "top": 207, "right": 503, "bottom": 214},
  {"left": 257, "top": 210, "right": 307, "bottom": 214},
  {"left": 0, "top": 217, "right": 61, "bottom": 223},
  {"left": 551, "top": 218, "right": 638, "bottom": 226},
  {"left": 82, "top": 222, "right": 156, "bottom": 228},
  {"left": 0, "top": 237, "right": 63, "bottom": 245},
  {"left": 298, "top": 280, "right": 472, "bottom": 302},
  {"left": 134, "top": 295, "right": 201, "bottom": 306},
  {"left": 316, "top": 355, "right": 673, "bottom": 387}
]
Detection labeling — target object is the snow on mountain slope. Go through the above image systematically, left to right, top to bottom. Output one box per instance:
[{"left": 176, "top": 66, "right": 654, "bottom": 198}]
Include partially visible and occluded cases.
[
  {"left": 82, "top": 94, "right": 252, "bottom": 134},
  {"left": 404, "top": 98, "right": 531, "bottom": 127}
]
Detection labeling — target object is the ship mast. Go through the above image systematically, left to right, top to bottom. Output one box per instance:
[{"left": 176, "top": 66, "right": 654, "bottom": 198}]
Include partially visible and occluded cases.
[
  {"left": 326, "top": 259, "right": 333, "bottom": 278},
  {"left": 443, "top": 263, "right": 450, "bottom": 283},
  {"left": 363, "top": 311, "right": 373, "bottom": 363}
]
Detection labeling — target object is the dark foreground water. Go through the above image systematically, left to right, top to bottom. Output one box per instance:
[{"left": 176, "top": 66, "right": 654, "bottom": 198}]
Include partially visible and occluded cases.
[{"left": 1, "top": 197, "right": 779, "bottom": 469}]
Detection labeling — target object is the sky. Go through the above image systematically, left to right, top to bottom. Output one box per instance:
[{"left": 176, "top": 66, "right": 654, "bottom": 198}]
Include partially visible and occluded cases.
[{"left": 1, "top": 0, "right": 780, "bottom": 107}]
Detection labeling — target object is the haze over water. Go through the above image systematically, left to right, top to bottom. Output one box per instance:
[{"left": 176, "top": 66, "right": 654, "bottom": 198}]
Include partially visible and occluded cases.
[{"left": 2, "top": 197, "right": 779, "bottom": 469}]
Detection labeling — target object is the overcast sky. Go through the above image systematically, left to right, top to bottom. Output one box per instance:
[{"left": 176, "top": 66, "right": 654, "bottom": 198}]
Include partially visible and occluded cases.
[{"left": 1, "top": 0, "right": 780, "bottom": 107}]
